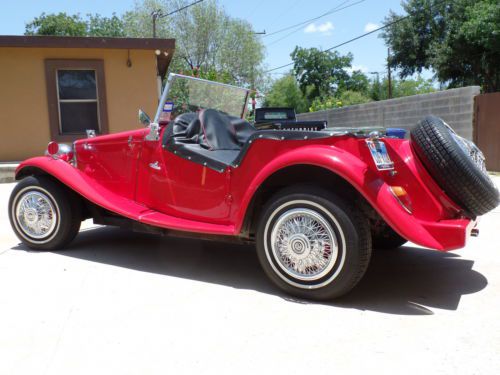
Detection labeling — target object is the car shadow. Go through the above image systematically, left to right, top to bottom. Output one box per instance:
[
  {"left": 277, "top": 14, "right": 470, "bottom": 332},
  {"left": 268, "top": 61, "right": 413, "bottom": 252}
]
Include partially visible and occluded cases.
[{"left": 12, "top": 226, "right": 488, "bottom": 315}]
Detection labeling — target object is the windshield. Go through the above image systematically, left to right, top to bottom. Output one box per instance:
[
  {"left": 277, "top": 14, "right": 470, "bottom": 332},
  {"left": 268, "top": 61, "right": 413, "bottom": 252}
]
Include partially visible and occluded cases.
[{"left": 154, "top": 74, "right": 250, "bottom": 122}]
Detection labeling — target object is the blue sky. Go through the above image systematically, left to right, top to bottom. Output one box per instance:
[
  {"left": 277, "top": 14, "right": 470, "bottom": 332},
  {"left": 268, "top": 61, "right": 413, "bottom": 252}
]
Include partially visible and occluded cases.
[{"left": 0, "top": 0, "right": 405, "bottom": 78}]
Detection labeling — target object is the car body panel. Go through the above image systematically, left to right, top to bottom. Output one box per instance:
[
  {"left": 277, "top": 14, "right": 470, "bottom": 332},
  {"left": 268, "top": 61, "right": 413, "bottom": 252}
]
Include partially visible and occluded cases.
[
  {"left": 16, "top": 125, "right": 473, "bottom": 251},
  {"left": 74, "top": 129, "right": 146, "bottom": 201},
  {"left": 135, "top": 129, "right": 231, "bottom": 224},
  {"left": 228, "top": 136, "right": 469, "bottom": 251},
  {"left": 16, "top": 155, "right": 235, "bottom": 235}
]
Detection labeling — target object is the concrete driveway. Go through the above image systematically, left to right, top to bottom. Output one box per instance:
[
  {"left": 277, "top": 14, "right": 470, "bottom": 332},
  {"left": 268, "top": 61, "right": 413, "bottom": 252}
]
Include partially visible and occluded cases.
[{"left": 1, "top": 179, "right": 499, "bottom": 375}]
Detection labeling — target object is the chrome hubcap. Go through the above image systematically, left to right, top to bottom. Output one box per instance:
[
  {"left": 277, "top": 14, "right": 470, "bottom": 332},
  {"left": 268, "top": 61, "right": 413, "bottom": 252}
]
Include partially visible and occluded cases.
[
  {"left": 451, "top": 132, "right": 488, "bottom": 175},
  {"left": 15, "top": 191, "right": 57, "bottom": 239},
  {"left": 270, "top": 208, "right": 338, "bottom": 281}
]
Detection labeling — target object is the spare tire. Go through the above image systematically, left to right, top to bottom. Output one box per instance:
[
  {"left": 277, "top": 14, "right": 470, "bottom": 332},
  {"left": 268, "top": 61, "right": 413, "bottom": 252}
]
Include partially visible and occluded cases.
[{"left": 410, "top": 115, "right": 499, "bottom": 217}]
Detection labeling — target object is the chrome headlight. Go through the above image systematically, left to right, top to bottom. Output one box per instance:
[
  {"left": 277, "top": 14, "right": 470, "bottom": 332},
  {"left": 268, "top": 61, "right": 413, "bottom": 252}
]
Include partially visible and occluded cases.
[{"left": 45, "top": 142, "right": 75, "bottom": 164}]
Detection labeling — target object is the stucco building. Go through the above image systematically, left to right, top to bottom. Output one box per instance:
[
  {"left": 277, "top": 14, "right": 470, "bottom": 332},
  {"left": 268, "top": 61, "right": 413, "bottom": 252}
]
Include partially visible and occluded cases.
[{"left": 0, "top": 35, "right": 175, "bottom": 161}]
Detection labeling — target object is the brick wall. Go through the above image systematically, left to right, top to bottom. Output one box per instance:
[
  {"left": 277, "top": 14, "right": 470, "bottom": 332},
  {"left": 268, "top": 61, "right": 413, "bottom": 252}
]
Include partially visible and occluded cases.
[{"left": 297, "top": 86, "right": 480, "bottom": 140}]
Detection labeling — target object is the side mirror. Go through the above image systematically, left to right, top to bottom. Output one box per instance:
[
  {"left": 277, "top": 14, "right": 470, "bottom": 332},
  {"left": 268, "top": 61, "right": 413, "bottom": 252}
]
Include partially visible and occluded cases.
[
  {"left": 138, "top": 109, "right": 151, "bottom": 126},
  {"left": 145, "top": 123, "right": 160, "bottom": 141}
]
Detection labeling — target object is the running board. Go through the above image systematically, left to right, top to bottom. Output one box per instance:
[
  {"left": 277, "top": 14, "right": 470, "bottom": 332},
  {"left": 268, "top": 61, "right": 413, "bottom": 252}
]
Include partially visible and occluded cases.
[{"left": 138, "top": 211, "right": 235, "bottom": 236}]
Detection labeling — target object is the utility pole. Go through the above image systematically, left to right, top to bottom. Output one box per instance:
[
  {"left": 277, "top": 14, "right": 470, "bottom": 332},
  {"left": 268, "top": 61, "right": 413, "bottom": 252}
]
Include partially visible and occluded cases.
[
  {"left": 151, "top": 0, "right": 205, "bottom": 38},
  {"left": 151, "top": 10, "right": 161, "bottom": 38},
  {"left": 387, "top": 48, "right": 393, "bottom": 99}
]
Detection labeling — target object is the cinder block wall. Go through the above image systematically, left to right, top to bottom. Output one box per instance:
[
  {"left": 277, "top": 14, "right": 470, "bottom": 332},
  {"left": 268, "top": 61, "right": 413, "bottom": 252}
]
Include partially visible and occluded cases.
[{"left": 297, "top": 86, "right": 480, "bottom": 140}]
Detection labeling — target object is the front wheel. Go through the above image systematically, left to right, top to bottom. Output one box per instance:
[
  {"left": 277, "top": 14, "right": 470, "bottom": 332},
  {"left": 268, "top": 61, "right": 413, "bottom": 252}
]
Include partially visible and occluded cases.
[
  {"left": 8, "top": 175, "right": 82, "bottom": 250},
  {"left": 256, "top": 186, "right": 371, "bottom": 300}
]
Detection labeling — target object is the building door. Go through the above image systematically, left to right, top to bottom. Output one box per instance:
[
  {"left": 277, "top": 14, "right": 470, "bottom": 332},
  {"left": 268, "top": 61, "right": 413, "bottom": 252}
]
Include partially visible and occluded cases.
[{"left": 474, "top": 93, "right": 500, "bottom": 172}]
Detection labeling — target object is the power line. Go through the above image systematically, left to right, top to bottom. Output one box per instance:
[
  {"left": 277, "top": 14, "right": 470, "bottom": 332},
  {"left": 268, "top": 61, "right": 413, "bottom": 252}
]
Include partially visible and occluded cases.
[
  {"left": 151, "top": 0, "right": 205, "bottom": 38},
  {"left": 158, "top": 0, "right": 205, "bottom": 18},
  {"left": 264, "top": 0, "right": 364, "bottom": 38},
  {"left": 265, "top": 0, "right": 365, "bottom": 47},
  {"left": 278, "top": 0, "right": 302, "bottom": 19},
  {"left": 265, "top": 15, "right": 409, "bottom": 73}
]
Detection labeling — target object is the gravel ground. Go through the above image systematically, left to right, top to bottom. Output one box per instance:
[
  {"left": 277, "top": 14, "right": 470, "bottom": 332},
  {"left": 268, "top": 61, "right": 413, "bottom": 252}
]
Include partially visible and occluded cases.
[{"left": 0, "top": 177, "right": 499, "bottom": 375}]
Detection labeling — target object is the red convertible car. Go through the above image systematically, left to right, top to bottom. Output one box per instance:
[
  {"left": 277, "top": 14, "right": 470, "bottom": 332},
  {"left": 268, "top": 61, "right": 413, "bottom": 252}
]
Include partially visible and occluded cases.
[{"left": 9, "top": 74, "right": 499, "bottom": 300}]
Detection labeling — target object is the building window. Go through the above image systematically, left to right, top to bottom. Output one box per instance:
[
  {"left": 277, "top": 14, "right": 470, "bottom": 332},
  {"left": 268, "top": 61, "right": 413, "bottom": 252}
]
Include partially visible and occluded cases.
[{"left": 45, "top": 60, "right": 108, "bottom": 141}]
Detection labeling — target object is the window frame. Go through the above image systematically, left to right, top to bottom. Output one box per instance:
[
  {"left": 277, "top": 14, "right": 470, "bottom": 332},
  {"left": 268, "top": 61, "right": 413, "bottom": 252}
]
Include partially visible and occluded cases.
[{"left": 45, "top": 59, "right": 109, "bottom": 142}]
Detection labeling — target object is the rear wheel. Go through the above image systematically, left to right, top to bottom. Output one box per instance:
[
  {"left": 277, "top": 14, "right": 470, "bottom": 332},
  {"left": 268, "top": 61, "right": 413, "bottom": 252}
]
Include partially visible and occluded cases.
[
  {"left": 9, "top": 176, "right": 82, "bottom": 250},
  {"left": 256, "top": 186, "right": 371, "bottom": 300},
  {"left": 372, "top": 224, "right": 407, "bottom": 249}
]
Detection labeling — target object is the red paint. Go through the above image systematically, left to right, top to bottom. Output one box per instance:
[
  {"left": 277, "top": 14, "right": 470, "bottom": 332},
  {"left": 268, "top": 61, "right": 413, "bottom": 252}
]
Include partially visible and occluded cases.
[{"left": 16, "top": 125, "right": 476, "bottom": 251}]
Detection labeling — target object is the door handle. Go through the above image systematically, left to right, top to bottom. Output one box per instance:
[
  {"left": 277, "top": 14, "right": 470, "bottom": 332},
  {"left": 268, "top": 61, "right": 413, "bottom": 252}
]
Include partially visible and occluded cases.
[{"left": 149, "top": 161, "right": 161, "bottom": 171}]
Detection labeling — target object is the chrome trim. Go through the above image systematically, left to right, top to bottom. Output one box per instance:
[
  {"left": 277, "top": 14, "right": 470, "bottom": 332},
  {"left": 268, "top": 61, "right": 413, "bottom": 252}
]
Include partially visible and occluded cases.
[
  {"left": 153, "top": 73, "right": 251, "bottom": 123},
  {"left": 154, "top": 73, "right": 175, "bottom": 123},
  {"left": 145, "top": 123, "right": 160, "bottom": 141},
  {"left": 451, "top": 133, "right": 489, "bottom": 176},
  {"left": 72, "top": 141, "right": 78, "bottom": 167},
  {"left": 44, "top": 143, "right": 74, "bottom": 160},
  {"left": 149, "top": 161, "right": 161, "bottom": 170},
  {"left": 11, "top": 186, "right": 61, "bottom": 244},
  {"left": 389, "top": 187, "right": 413, "bottom": 214},
  {"left": 263, "top": 200, "right": 346, "bottom": 289},
  {"left": 270, "top": 208, "right": 338, "bottom": 281}
]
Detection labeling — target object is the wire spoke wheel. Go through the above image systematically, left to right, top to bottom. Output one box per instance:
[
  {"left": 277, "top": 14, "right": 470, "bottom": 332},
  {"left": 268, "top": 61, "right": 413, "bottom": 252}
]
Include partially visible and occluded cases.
[
  {"left": 8, "top": 176, "right": 82, "bottom": 250},
  {"left": 256, "top": 188, "right": 371, "bottom": 300},
  {"left": 15, "top": 191, "right": 57, "bottom": 239},
  {"left": 270, "top": 208, "right": 338, "bottom": 281}
]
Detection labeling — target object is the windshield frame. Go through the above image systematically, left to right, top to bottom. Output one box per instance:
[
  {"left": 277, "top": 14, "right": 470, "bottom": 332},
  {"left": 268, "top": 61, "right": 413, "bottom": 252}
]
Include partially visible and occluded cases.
[{"left": 153, "top": 73, "right": 251, "bottom": 123}]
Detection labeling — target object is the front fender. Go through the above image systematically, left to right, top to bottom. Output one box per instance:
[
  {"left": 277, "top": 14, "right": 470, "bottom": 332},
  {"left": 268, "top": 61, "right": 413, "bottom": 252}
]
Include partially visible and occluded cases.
[
  {"left": 235, "top": 144, "right": 470, "bottom": 251},
  {"left": 15, "top": 157, "right": 146, "bottom": 221}
]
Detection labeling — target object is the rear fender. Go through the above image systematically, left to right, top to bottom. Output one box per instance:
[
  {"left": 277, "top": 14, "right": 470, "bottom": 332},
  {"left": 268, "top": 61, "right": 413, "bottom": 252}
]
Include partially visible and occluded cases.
[{"left": 236, "top": 145, "right": 465, "bottom": 251}]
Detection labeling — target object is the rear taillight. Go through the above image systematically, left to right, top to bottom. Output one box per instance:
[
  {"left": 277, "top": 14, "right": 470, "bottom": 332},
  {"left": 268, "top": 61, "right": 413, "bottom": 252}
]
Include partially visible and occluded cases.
[{"left": 389, "top": 186, "right": 413, "bottom": 214}]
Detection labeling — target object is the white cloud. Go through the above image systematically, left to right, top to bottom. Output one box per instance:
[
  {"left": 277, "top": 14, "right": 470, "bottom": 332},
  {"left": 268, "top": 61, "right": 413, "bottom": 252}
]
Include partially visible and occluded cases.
[
  {"left": 304, "top": 22, "right": 334, "bottom": 35},
  {"left": 364, "top": 22, "right": 379, "bottom": 32},
  {"left": 346, "top": 65, "right": 369, "bottom": 74}
]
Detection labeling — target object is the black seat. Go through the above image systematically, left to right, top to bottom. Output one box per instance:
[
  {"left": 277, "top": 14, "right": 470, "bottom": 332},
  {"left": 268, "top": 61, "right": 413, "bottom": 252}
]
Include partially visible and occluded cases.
[
  {"left": 198, "top": 109, "right": 240, "bottom": 150},
  {"left": 166, "top": 110, "right": 257, "bottom": 170},
  {"left": 170, "top": 110, "right": 256, "bottom": 149},
  {"left": 172, "top": 112, "right": 197, "bottom": 137},
  {"left": 228, "top": 116, "right": 258, "bottom": 146}
]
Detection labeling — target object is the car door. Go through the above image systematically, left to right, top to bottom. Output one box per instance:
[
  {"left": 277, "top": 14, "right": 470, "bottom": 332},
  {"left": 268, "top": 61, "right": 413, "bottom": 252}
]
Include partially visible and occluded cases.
[{"left": 136, "top": 133, "right": 232, "bottom": 224}]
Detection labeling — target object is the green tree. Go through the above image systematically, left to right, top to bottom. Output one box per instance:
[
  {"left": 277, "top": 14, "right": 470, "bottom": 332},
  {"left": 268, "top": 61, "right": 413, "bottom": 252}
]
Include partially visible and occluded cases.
[
  {"left": 122, "top": 0, "right": 171, "bottom": 38},
  {"left": 123, "top": 0, "right": 265, "bottom": 88},
  {"left": 382, "top": 0, "right": 499, "bottom": 92},
  {"left": 25, "top": 12, "right": 125, "bottom": 37},
  {"left": 25, "top": 13, "right": 87, "bottom": 36},
  {"left": 87, "top": 14, "right": 125, "bottom": 37},
  {"left": 291, "top": 47, "right": 353, "bottom": 101},
  {"left": 343, "top": 70, "right": 370, "bottom": 94},
  {"left": 370, "top": 74, "right": 382, "bottom": 101},
  {"left": 264, "top": 75, "right": 308, "bottom": 113},
  {"left": 371, "top": 75, "right": 436, "bottom": 101},
  {"left": 392, "top": 76, "right": 435, "bottom": 97},
  {"left": 309, "top": 90, "right": 372, "bottom": 112}
]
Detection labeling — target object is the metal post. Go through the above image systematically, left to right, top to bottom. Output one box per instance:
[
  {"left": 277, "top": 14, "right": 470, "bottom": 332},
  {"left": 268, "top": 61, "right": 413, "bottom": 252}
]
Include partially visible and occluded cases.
[
  {"left": 151, "top": 10, "right": 161, "bottom": 38},
  {"left": 152, "top": 13, "right": 157, "bottom": 38},
  {"left": 387, "top": 48, "right": 393, "bottom": 99}
]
